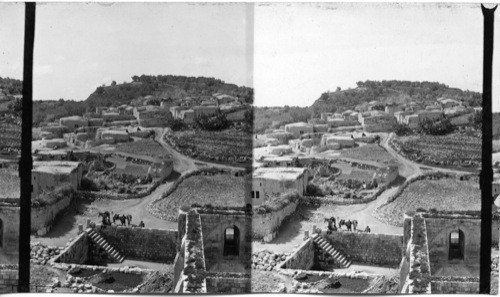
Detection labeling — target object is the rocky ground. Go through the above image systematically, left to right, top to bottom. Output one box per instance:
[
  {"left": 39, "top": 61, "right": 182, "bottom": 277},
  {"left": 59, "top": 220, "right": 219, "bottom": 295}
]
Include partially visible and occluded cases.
[{"left": 251, "top": 250, "right": 289, "bottom": 271}]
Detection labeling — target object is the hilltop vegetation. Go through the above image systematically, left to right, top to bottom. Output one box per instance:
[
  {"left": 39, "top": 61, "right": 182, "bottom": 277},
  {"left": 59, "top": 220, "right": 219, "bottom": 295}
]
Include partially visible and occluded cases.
[
  {"left": 33, "top": 75, "right": 253, "bottom": 126},
  {"left": 86, "top": 75, "right": 253, "bottom": 110},
  {"left": 254, "top": 80, "right": 482, "bottom": 133},
  {"left": 311, "top": 80, "right": 482, "bottom": 115},
  {"left": 254, "top": 106, "right": 311, "bottom": 133}
]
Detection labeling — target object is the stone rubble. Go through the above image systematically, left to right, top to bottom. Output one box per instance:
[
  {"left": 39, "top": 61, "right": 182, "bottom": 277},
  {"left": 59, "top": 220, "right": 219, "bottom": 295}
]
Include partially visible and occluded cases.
[{"left": 251, "top": 250, "right": 289, "bottom": 271}]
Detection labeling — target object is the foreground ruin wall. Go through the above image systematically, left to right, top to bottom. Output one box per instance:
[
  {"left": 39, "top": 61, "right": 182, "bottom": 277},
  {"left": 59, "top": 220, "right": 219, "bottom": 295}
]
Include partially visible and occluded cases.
[
  {"left": 31, "top": 194, "right": 72, "bottom": 234},
  {"left": 252, "top": 201, "right": 297, "bottom": 239},
  {"left": 0, "top": 205, "right": 19, "bottom": 260},
  {"left": 199, "top": 211, "right": 252, "bottom": 268},
  {"left": 424, "top": 216, "right": 499, "bottom": 270},
  {"left": 98, "top": 225, "right": 177, "bottom": 263},
  {"left": 324, "top": 231, "right": 403, "bottom": 266},
  {"left": 53, "top": 232, "right": 89, "bottom": 264},
  {"left": 281, "top": 238, "right": 315, "bottom": 270},
  {"left": 0, "top": 265, "right": 18, "bottom": 293},
  {"left": 206, "top": 272, "right": 251, "bottom": 293},
  {"left": 430, "top": 277, "right": 479, "bottom": 294}
]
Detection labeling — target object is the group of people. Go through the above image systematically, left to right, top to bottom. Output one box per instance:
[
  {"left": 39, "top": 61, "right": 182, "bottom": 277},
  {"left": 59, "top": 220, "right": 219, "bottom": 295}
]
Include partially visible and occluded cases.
[
  {"left": 98, "top": 211, "right": 145, "bottom": 228},
  {"left": 324, "top": 217, "right": 371, "bottom": 234}
]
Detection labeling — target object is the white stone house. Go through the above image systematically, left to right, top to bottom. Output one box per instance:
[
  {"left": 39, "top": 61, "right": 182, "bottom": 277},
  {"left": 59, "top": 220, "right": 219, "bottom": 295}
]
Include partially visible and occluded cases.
[
  {"left": 31, "top": 161, "right": 83, "bottom": 199},
  {"left": 252, "top": 167, "right": 309, "bottom": 206}
]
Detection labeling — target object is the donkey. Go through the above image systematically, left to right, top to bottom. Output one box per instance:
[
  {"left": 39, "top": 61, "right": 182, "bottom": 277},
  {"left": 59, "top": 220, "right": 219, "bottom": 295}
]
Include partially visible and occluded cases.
[
  {"left": 98, "top": 211, "right": 111, "bottom": 225},
  {"left": 112, "top": 214, "right": 121, "bottom": 224},
  {"left": 126, "top": 214, "right": 132, "bottom": 226},
  {"left": 119, "top": 215, "right": 127, "bottom": 226}
]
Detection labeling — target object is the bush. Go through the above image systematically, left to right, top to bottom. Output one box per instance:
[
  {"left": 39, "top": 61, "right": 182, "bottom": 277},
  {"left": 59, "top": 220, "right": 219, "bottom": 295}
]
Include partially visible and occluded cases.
[
  {"left": 194, "top": 111, "right": 230, "bottom": 131},
  {"left": 418, "top": 117, "right": 454, "bottom": 135},
  {"left": 168, "top": 118, "right": 188, "bottom": 131},
  {"left": 393, "top": 122, "right": 413, "bottom": 136},
  {"left": 80, "top": 177, "right": 99, "bottom": 192},
  {"left": 305, "top": 184, "right": 324, "bottom": 197},
  {"left": 32, "top": 185, "right": 76, "bottom": 207},
  {"left": 254, "top": 192, "right": 300, "bottom": 214}
]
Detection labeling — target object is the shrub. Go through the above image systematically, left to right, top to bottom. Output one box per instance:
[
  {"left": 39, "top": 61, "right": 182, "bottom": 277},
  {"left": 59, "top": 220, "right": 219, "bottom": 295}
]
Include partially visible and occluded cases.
[
  {"left": 194, "top": 111, "right": 230, "bottom": 131},
  {"left": 418, "top": 117, "right": 454, "bottom": 135},
  {"left": 393, "top": 122, "right": 413, "bottom": 136},
  {"left": 80, "top": 177, "right": 99, "bottom": 192},
  {"left": 305, "top": 184, "right": 324, "bottom": 197},
  {"left": 32, "top": 185, "right": 76, "bottom": 207},
  {"left": 254, "top": 192, "right": 300, "bottom": 214}
]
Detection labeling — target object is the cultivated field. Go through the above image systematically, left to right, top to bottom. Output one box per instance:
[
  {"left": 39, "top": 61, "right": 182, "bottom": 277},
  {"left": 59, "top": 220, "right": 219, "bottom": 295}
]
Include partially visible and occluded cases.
[
  {"left": 166, "top": 128, "right": 252, "bottom": 166},
  {"left": 394, "top": 133, "right": 481, "bottom": 170},
  {"left": 115, "top": 139, "right": 170, "bottom": 159},
  {"left": 340, "top": 144, "right": 395, "bottom": 164},
  {"left": 107, "top": 156, "right": 150, "bottom": 177},
  {"left": 154, "top": 173, "right": 249, "bottom": 220},
  {"left": 377, "top": 178, "right": 480, "bottom": 226}
]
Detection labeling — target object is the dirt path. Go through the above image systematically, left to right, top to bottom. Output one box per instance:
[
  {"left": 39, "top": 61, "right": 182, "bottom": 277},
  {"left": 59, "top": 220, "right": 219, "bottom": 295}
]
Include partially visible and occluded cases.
[
  {"left": 33, "top": 128, "right": 246, "bottom": 247},
  {"left": 155, "top": 128, "right": 246, "bottom": 172},
  {"left": 381, "top": 132, "right": 474, "bottom": 175}
]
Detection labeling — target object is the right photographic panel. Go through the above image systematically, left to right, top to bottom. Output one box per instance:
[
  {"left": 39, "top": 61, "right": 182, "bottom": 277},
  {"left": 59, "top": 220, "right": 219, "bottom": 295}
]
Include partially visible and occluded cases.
[{"left": 252, "top": 3, "right": 498, "bottom": 294}]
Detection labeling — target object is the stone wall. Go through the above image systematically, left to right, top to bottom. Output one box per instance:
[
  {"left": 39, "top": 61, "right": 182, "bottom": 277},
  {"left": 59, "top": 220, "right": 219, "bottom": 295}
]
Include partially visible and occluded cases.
[
  {"left": 31, "top": 193, "right": 72, "bottom": 234},
  {"left": 252, "top": 201, "right": 297, "bottom": 240},
  {"left": 0, "top": 205, "right": 19, "bottom": 261},
  {"left": 199, "top": 211, "right": 252, "bottom": 269},
  {"left": 424, "top": 216, "right": 499, "bottom": 271},
  {"left": 98, "top": 225, "right": 177, "bottom": 263},
  {"left": 324, "top": 231, "right": 403, "bottom": 267},
  {"left": 53, "top": 232, "right": 89, "bottom": 264},
  {"left": 280, "top": 238, "right": 314, "bottom": 270},
  {"left": 0, "top": 265, "right": 18, "bottom": 293},
  {"left": 206, "top": 273, "right": 251, "bottom": 293},
  {"left": 431, "top": 277, "right": 479, "bottom": 294}
]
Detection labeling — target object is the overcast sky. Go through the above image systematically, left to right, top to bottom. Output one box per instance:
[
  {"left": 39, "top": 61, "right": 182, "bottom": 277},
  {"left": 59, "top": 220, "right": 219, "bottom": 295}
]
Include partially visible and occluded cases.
[
  {"left": 0, "top": 3, "right": 253, "bottom": 101},
  {"left": 1, "top": 3, "right": 500, "bottom": 111},
  {"left": 254, "top": 3, "right": 500, "bottom": 109}
]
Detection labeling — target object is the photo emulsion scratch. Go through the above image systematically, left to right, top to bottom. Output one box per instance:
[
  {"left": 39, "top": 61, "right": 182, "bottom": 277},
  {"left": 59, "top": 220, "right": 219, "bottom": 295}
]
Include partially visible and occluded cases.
[{"left": 0, "top": 1, "right": 499, "bottom": 295}]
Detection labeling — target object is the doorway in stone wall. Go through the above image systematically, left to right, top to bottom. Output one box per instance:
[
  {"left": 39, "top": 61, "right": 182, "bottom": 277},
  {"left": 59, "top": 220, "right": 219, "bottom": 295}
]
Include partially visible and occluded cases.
[
  {"left": 223, "top": 225, "right": 239, "bottom": 257},
  {"left": 449, "top": 229, "right": 465, "bottom": 260}
]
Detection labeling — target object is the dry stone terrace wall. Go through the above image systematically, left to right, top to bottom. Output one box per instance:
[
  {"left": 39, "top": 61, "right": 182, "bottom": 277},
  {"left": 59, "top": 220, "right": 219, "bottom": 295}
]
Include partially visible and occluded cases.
[
  {"left": 31, "top": 193, "right": 72, "bottom": 234},
  {"left": 252, "top": 200, "right": 297, "bottom": 240},
  {"left": 97, "top": 225, "right": 177, "bottom": 263},
  {"left": 323, "top": 231, "right": 403, "bottom": 267},
  {"left": 53, "top": 232, "right": 89, "bottom": 264},
  {"left": 280, "top": 238, "right": 315, "bottom": 270},
  {"left": 0, "top": 265, "right": 18, "bottom": 293}
]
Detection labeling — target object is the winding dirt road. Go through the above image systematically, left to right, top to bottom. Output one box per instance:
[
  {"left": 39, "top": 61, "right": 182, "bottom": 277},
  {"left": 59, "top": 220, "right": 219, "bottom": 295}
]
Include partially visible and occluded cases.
[{"left": 33, "top": 127, "right": 246, "bottom": 246}]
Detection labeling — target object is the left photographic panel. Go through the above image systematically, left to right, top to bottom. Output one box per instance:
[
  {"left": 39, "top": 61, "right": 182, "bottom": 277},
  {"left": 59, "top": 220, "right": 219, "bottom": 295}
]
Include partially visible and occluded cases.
[
  {"left": 0, "top": 2, "right": 24, "bottom": 293},
  {"left": 30, "top": 2, "right": 253, "bottom": 294}
]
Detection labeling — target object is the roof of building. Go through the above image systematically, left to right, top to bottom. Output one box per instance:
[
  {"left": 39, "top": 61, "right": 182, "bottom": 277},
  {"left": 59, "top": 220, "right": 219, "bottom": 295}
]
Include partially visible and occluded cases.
[
  {"left": 60, "top": 116, "right": 85, "bottom": 121},
  {"left": 285, "top": 122, "right": 312, "bottom": 128},
  {"left": 32, "top": 161, "right": 80, "bottom": 175},
  {"left": 253, "top": 167, "right": 307, "bottom": 181}
]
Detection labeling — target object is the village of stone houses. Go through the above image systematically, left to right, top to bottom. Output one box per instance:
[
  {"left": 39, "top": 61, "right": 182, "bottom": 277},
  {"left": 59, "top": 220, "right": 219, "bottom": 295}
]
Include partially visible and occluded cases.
[{"left": 0, "top": 77, "right": 499, "bottom": 294}]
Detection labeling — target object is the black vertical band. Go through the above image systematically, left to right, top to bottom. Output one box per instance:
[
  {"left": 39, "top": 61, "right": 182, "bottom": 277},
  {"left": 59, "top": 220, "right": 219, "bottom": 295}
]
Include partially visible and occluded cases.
[
  {"left": 18, "top": 2, "right": 35, "bottom": 293},
  {"left": 480, "top": 3, "right": 496, "bottom": 294}
]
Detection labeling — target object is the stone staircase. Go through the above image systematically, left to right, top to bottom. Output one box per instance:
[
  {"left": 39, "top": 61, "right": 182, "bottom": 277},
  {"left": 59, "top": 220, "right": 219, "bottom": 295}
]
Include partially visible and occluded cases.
[
  {"left": 87, "top": 229, "right": 125, "bottom": 263},
  {"left": 311, "top": 233, "right": 352, "bottom": 268}
]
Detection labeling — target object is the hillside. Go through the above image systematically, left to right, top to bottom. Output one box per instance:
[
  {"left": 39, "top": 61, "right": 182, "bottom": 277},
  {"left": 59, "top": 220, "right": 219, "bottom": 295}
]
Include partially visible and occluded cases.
[
  {"left": 33, "top": 75, "right": 253, "bottom": 126},
  {"left": 85, "top": 75, "right": 253, "bottom": 110},
  {"left": 0, "top": 77, "right": 22, "bottom": 154},
  {"left": 311, "top": 80, "right": 482, "bottom": 115}
]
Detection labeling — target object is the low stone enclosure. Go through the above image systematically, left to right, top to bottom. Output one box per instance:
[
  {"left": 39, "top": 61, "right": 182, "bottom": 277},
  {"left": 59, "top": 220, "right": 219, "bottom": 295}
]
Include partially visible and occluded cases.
[
  {"left": 173, "top": 207, "right": 252, "bottom": 293},
  {"left": 399, "top": 210, "right": 500, "bottom": 294},
  {"left": 47, "top": 223, "right": 178, "bottom": 293},
  {"left": 264, "top": 229, "right": 402, "bottom": 293}
]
